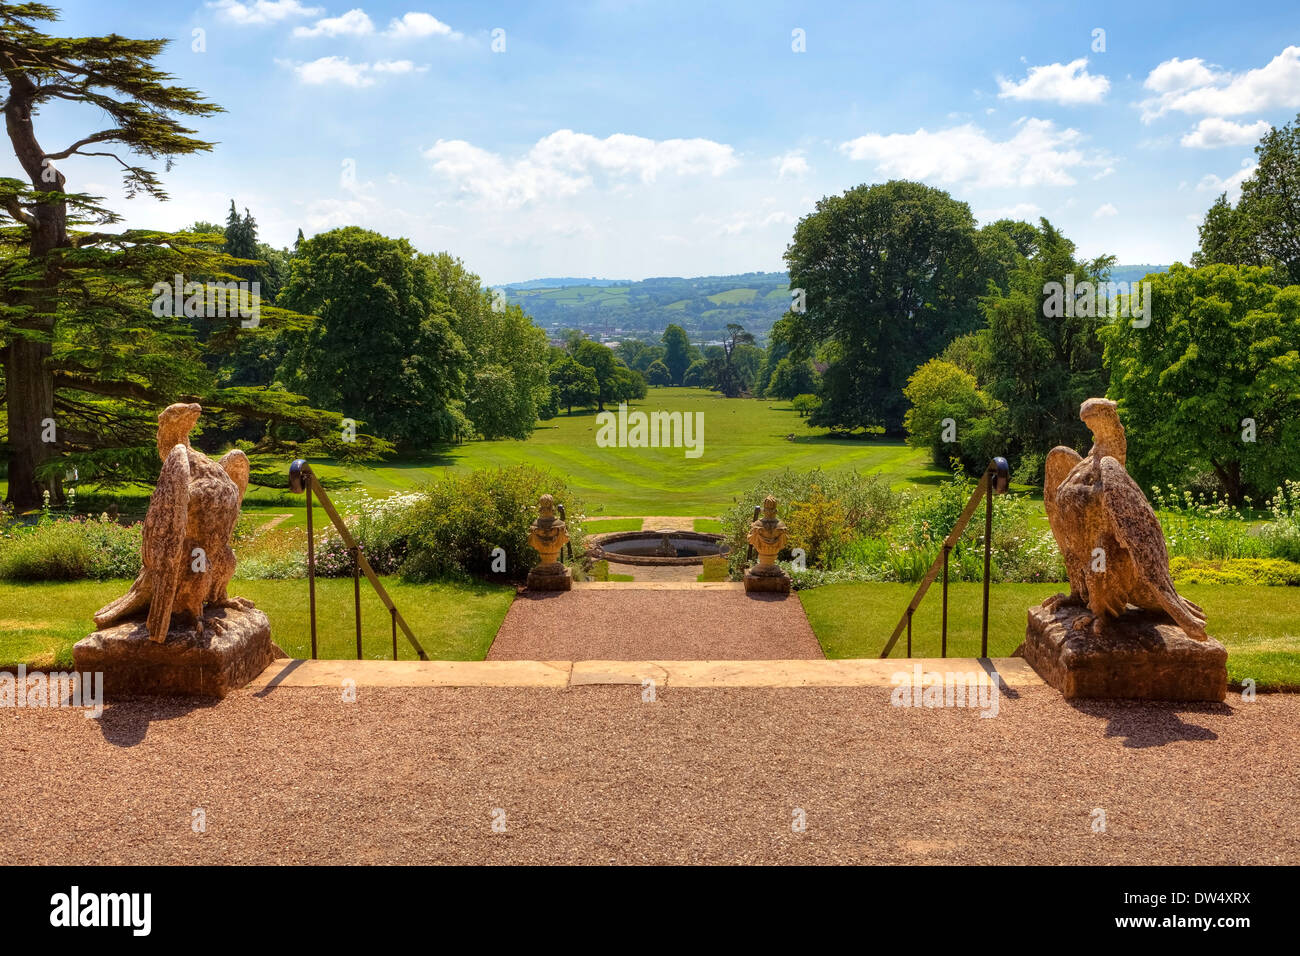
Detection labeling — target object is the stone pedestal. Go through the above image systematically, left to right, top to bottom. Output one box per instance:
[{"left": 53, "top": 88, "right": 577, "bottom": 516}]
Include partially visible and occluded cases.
[
  {"left": 526, "top": 563, "right": 572, "bottom": 592},
  {"left": 744, "top": 565, "right": 791, "bottom": 594},
  {"left": 1019, "top": 599, "right": 1226, "bottom": 701},
  {"left": 73, "top": 605, "right": 279, "bottom": 698}
]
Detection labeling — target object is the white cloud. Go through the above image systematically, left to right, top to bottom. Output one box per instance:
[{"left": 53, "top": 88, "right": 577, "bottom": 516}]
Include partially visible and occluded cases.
[
  {"left": 207, "top": 0, "right": 322, "bottom": 24},
  {"left": 293, "top": 8, "right": 374, "bottom": 37},
  {"left": 385, "top": 12, "right": 460, "bottom": 39},
  {"left": 1140, "top": 46, "right": 1300, "bottom": 121},
  {"left": 284, "top": 55, "right": 424, "bottom": 87},
  {"left": 1144, "top": 56, "right": 1218, "bottom": 93},
  {"left": 373, "top": 59, "right": 419, "bottom": 74},
  {"left": 997, "top": 59, "right": 1109, "bottom": 105},
  {"left": 1180, "top": 117, "right": 1271, "bottom": 148},
  {"left": 840, "top": 118, "right": 1106, "bottom": 188},
  {"left": 425, "top": 130, "right": 738, "bottom": 208},
  {"left": 776, "top": 151, "right": 809, "bottom": 179},
  {"left": 1196, "top": 160, "right": 1258, "bottom": 200},
  {"left": 977, "top": 202, "right": 1041, "bottom": 222},
  {"left": 1093, "top": 202, "right": 1118, "bottom": 219}
]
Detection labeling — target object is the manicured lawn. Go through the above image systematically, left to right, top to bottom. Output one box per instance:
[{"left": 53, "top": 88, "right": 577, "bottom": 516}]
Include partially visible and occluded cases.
[
  {"left": 287, "top": 388, "right": 946, "bottom": 515},
  {"left": 6, "top": 389, "right": 945, "bottom": 520},
  {"left": 584, "top": 518, "right": 646, "bottom": 532},
  {"left": 0, "top": 577, "right": 515, "bottom": 669},
  {"left": 799, "top": 582, "right": 1300, "bottom": 691}
]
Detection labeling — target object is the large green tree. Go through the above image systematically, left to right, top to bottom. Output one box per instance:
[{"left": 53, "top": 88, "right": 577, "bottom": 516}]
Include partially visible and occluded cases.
[
  {"left": 1193, "top": 114, "right": 1300, "bottom": 283},
  {"left": 783, "top": 180, "right": 989, "bottom": 433},
  {"left": 977, "top": 218, "right": 1114, "bottom": 476},
  {"left": 278, "top": 227, "right": 471, "bottom": 446},
  {"left": 424, "top": 252, "right": 550, "bottom": 440},
  {"left": 1100, "top": 263, "right": 1300, "bottom": 501},
  {"left": 704, "top": 322, "right": 756, "bottom": 398},
  {"left": 660, "top": 323, "right": 693, "bottom": 385},
  {"left": 549, "top": 353, "right": 598, "bottom": 414}
]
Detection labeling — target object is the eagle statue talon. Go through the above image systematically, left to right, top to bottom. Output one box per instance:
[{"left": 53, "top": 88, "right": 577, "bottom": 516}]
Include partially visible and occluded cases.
[{"left": 1044, "top": 591, "right": 1086, "bottom": 612}]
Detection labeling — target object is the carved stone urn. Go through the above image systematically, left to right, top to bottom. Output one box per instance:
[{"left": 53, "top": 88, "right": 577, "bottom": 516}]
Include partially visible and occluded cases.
[
  {"left": 526, "top": 494, "right": 572, "bottom": 592},
  {"left": 745, "top": 495, "right": 791, "bottom": 594}
]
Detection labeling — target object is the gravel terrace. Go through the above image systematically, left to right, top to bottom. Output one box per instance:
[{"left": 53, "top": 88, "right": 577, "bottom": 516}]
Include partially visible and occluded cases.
[
  {"left": 487, "top": 589, "right": 824, "bottom": 659},
  {"left": 2, "top": 685, "right": 1296, "bottom": 865}
]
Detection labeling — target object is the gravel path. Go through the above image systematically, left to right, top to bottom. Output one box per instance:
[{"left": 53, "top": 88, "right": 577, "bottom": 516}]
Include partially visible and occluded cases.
[
  {"left": 487, "top": 589, "right": 824, "bottom": 659},
  {"left": 1, "top": 685, "right": 1295, "bottom": 865}
]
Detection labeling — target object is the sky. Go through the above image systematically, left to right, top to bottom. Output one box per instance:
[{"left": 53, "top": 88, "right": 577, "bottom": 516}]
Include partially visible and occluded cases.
[{"left": 22, "top": 0, "right": 1300, "bottom": 284}]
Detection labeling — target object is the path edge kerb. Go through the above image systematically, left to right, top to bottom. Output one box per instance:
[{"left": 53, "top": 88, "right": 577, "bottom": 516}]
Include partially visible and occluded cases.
[{"left": 247, "top": 657, "right": 1046, "bottom": 690}]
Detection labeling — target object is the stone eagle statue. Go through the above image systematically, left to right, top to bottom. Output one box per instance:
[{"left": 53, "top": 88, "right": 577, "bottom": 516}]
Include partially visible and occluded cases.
[
  {"left": 1043, "top": 398, "right": 1208, "bottom": 640},
  {"left": 94, "top": 403, "right": 253, "bottom": 642}
]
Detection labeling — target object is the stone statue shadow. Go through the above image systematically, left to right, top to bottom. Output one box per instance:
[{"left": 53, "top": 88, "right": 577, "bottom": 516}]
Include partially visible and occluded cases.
[
  {"left": 94, "top": 695, "right": 219, "bottom": 748},
  {"left": 1069, "top": 699, "right": 1233, "bottom": 749}
]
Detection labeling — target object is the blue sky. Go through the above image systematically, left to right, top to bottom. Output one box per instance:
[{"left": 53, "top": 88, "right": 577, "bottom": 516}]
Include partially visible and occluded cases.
[{"left": 29, "top": 0, "right": 1300, "bottom": 284}]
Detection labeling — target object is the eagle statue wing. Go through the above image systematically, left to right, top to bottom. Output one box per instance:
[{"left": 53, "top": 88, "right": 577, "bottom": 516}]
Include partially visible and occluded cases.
[
  {"left": 142, "top": 444, "right": 192, "bottom": 642},
  {"left": 1044, "top": 445, "right": 1085, "bottom": 597},
  {"left": 219, "top": 449, "right": 250, "bottom": 503},
  {"left": 1100, "top": 456, "right": 1208, "bottom": 640}
]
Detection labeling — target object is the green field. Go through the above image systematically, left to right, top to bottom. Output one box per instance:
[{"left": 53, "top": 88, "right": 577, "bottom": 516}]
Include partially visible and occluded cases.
[
  {"left": 4, "top": 389, "right": 942, "bottom": 519},
  {"left": 301, "top": 389, "right": 945, "bottom": 515},
  {"left": 0, "top": 578, "right": 514, "bottom": 668},
  {"left": 800, "top": 582, "right": 1300, "bottom": 691}
]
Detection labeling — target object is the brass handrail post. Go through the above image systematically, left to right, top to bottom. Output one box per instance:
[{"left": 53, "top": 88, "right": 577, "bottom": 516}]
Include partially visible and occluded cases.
[{"left": 290, "top": 459, "right": 430, "bottom": 661}]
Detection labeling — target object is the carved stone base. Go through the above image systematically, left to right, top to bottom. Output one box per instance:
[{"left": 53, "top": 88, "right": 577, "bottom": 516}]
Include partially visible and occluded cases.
[
  {"left": 527, "top": 563, "right": 572, "bottom": 592},
  {"left": 744, "top": 565, "right": 791, "bottom": 594},
  {"left": 1018, "top": 599, "right": 1227, "bottom": 701},
  {"left": 73, "top": 604, "right": 279, "bottom": 699}
]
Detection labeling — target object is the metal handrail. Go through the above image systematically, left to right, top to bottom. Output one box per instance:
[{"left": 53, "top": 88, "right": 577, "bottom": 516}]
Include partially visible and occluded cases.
[
  {"left": 879, "top": 457, "right": 1009, "bottom": 659},
  {"left": 288, "top": 459, "right": 429, "bottom": 661}
]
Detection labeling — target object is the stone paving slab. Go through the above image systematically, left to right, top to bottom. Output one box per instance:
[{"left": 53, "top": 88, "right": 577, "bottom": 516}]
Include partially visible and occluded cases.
[
  {"left": 574, "top": 581, "right": 742, "bottom": 590},
  {"left": 243, "top": 657, "right": 1042, "bottom": 689},
  {"left": 248, "top": 658, "right": 572, "bottom": 689},
  {"left": 571, "top": 658, "right": 1045, "bottom": 688}
]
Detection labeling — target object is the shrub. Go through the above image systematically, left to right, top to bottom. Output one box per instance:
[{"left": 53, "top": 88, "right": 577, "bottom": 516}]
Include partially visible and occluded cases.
[
  {"left": 790, "top": 394, "right": 821, "bottom": 417},
  {"left": 401, "top": 465, "right": 585, "bottom": 582},
  {"left": 720, "top": 469, "right": 906, "bottom": 574},
  {"left": 1261, "top": 480, "right": 1300, "bottom": 562},
  {"left": 786, "top": 485, "right": 849, "bottom": 567},
  {"left": 1150, "top": 485, "right": 1264, "bottom": 559},
  {"left": 0, "top": 513, "right": 142, "bottom": 581},
  {"left": 1169, "top": 556, "right": 1300, "bottom": 587}
]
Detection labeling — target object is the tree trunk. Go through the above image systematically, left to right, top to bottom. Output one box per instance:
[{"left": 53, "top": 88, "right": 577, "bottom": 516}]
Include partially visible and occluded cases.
[
  {"left": 2, "top": 63, "right": 69, "bottom": 510},
  {"left": 3, "top": 335, "right": 56, "bottom": 509},
  {"left": 1210, "top": 458, "right": 1243, "bottom": 504}
]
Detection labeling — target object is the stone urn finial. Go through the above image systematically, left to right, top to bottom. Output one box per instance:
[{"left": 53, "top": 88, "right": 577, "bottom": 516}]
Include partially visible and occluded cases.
[
  {"left": 527, "top": 494, "right": 572, "bottom": 592},
  {"left": 745, "top": 495, "right": 791, "bottom": 594}
]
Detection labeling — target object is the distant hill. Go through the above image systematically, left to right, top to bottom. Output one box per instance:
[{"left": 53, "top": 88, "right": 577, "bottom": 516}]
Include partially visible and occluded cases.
[
  {"left": 1107, "top": 264, "right": 1169, "bottom": 284},
  {"left": 503, "top": 266, "right": 1171, "bottom": 343},
  {"left": 501, "top": 272, "right": 790, "bottom": 343},
  {"left": 503, "top": 277, "right": 630, "bottom": 290}
]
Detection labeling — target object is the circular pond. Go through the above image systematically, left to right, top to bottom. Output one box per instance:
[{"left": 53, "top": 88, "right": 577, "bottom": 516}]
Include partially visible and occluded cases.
[{"left": 587, "top": 530, "right": 730, "bottom": 567}]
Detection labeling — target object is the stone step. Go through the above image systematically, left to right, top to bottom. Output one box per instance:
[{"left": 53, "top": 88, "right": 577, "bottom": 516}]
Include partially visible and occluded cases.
[
  {"left": 572, "top": 581, "right": 743, "bottom": 590},
  {"left": 247, "top": 657, "right": 1045, "bottom": 690}
]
